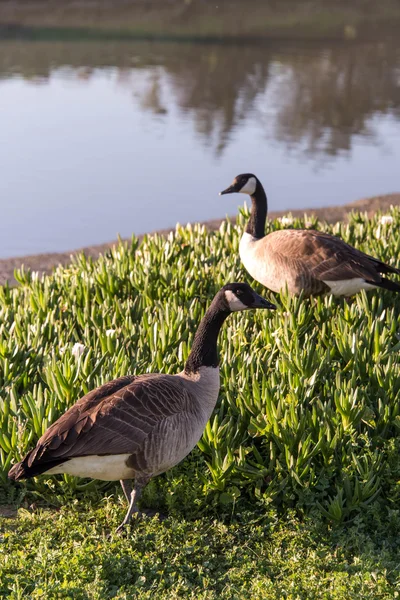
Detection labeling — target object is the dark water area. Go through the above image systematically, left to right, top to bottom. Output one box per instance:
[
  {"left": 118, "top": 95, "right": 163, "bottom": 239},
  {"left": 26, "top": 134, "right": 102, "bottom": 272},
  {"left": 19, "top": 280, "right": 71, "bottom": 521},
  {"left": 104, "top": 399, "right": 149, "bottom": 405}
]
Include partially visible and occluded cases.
[{"left": 0, "top": 37, "right": 399, "bottom": 257}]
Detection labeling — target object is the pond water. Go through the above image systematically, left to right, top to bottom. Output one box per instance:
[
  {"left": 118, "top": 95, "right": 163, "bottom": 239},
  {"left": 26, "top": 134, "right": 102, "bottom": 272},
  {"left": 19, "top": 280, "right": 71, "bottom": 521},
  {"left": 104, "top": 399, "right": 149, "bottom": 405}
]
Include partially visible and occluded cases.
[{"left": 0, "top": 38, "right": 399, "bottom": 257}]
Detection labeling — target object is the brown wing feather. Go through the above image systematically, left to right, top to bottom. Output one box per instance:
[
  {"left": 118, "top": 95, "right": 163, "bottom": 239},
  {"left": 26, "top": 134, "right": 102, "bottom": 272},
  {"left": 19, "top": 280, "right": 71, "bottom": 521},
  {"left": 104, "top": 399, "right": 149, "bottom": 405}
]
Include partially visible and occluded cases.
[
  {"left": 265, "top": 229, "right": 397, "bottom": 286},
  {"left": 14, "top": 374, "right": 191, "bottom": 477}
]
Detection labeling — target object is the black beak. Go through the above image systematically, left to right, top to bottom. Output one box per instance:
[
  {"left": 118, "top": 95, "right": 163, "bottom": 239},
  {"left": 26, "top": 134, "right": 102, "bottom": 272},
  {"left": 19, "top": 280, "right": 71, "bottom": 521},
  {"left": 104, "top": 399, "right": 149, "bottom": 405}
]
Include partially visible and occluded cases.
[
  {"left": 219, "top": 183, "right": 238, "bottom": 196},
  {"left": 252, "top": 292, "right": 276, "bottom": 310}
]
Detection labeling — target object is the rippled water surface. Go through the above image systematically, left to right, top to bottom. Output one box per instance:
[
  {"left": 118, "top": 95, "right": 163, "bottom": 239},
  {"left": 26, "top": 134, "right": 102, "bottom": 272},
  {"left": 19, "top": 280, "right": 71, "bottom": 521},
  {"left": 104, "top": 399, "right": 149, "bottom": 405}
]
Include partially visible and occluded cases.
[{"left": 0, "top": 39, "right": 399, "bottom": 257}]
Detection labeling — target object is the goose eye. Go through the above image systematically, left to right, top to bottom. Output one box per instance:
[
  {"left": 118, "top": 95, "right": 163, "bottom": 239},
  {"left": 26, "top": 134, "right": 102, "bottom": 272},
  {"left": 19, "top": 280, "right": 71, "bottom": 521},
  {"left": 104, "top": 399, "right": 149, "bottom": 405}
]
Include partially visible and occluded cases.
[{"left": 235, "top": 289, "right": 244, "bottom": 296}]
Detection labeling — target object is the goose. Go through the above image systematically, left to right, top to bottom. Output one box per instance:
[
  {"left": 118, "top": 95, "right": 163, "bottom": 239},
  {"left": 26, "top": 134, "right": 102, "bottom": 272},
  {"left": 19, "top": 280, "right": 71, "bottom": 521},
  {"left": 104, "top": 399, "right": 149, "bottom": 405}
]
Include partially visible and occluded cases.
[
  {"left": 220, "top": 174, "right": 400, "bottom": 297},
  {"left": 8, "top": 282, "right": 275, "bottom": 532}
]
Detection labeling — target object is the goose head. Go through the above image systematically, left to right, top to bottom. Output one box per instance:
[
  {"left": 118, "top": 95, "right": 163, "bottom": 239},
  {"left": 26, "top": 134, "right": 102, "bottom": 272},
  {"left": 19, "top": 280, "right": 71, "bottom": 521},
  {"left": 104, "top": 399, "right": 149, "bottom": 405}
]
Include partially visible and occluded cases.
[
  {"left": 219, "top": 173, "right": 260, "bottom": 197},
  {"left": 219, "top": 282, "right": 275, "bottom": 312}
]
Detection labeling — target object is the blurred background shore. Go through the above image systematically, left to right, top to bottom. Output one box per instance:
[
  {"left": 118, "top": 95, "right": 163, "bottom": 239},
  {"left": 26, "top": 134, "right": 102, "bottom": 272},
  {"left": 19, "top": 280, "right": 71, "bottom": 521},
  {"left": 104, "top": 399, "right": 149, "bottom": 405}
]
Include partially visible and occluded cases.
[
  {"left": 1, "top": 0, "right": 399, "bottom": 274},
  {"left": 2, "top": 0, "right": 400, "bottom": 42},
  {"left": 1, "top": 192, "right": 399, "bottom": 287}
]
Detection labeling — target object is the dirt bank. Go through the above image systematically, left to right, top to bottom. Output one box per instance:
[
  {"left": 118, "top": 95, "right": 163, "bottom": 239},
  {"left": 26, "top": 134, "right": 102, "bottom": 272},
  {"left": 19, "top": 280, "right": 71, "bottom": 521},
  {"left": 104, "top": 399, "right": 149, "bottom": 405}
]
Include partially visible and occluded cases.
[
  {"left": 1, "top": 0, "right": 400, "bottom": 43},
  {"left": 1, "top": 193, "right": 399, "bottom": 287}
]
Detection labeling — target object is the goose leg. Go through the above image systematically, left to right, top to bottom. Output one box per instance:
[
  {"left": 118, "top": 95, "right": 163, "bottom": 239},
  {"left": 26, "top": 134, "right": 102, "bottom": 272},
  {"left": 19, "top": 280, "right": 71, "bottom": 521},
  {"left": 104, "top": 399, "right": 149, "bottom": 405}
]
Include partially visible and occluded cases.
[
  {"left": 116, "top": 476, "right": 150, "bottom": 533},
  {"left": 120, "top": 479, "right": 132, "bottom": 503}
]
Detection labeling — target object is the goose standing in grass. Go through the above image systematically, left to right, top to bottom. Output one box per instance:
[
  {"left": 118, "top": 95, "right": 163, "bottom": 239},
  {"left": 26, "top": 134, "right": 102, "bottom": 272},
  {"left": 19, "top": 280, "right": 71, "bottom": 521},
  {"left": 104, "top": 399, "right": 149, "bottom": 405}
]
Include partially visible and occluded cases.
[
  {"left": 220, "top": 174, "right": 400, "bottom": 297},
  {"left": 9, "top": 283, "right": 275, "bottom": 532}
]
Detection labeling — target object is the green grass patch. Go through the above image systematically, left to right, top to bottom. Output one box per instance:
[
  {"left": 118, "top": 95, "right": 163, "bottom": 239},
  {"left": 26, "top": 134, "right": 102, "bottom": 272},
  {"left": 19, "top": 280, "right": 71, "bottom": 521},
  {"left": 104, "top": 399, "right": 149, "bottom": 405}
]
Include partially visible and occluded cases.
[
  {"left": 1, "top": 207, "right": 400, "bottom": 523},
  {"left": 1, "top": 207, "right": 400, "bottom": 596},
  {"left": 1, "top": 503, "right": 400, "bottom": 598}
]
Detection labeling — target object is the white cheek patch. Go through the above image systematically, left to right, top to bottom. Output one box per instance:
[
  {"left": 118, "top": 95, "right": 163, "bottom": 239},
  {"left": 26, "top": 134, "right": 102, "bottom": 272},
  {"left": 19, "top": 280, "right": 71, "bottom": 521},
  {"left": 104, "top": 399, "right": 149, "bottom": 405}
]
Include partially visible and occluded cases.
[
  {"left": 239, "top": 177, "right": 257, "bottom": 195},
  {"left": 224, "top": 290, "right": 248, "bottom": 311}
]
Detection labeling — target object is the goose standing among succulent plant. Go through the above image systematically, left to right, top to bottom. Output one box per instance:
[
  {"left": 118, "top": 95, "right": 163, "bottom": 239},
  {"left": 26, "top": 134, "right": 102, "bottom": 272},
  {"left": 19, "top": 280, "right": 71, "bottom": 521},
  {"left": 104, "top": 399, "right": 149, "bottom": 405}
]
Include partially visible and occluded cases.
[
  {"left": 220, "top": 173, "right": 400, "bottom": 297},
  {"left": 9, "top": 283, "right": 275, "bottom": 531}
]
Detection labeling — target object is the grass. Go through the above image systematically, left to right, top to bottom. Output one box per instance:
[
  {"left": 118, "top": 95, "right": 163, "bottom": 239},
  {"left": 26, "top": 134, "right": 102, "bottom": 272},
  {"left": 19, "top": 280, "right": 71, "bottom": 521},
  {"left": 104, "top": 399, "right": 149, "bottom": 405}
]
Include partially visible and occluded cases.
[
  {"left": 1, "top": 0, "right": 400, "bottom": 42},
  {"left": 1, "top": 206, "right": 400, "bottom": 597},
  {"left": 2, "top": 504, "right": 400, "bottom": 598}
]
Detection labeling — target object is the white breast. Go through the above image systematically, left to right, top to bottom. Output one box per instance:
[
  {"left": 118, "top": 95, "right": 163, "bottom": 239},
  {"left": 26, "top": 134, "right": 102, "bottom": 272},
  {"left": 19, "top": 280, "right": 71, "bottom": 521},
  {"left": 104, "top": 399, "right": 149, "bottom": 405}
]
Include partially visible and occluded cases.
[
  {"left": 239, "top": 233, "right": 282, "bottom": 293},
  {"left": 239, "top": 233, "right": 262, "bottom": 279},
  {"left": 322, "top": 278, "right": 377, "bottom": 297},
  {"left": 148, "top": 366, "right": 221, "bottom": 476},
  {"left": 177, "top": 366, "right": 220, "bottom": 415},
  {"left": 46, "top": 454, "right": 134, "bottom": 481}
]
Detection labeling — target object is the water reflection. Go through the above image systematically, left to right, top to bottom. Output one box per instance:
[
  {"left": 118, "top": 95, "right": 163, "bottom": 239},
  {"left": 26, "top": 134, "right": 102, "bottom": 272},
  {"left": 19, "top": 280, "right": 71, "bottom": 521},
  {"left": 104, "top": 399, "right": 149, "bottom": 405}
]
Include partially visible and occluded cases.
[
  {"left": 0, "top": 38, "right": 399, "bottom": 256},
  {"left": 2, "top": 39, "right": 399, "bottom": 157},
  {"left": 271, "top": 43, "right": 400, "bottom": 156}
]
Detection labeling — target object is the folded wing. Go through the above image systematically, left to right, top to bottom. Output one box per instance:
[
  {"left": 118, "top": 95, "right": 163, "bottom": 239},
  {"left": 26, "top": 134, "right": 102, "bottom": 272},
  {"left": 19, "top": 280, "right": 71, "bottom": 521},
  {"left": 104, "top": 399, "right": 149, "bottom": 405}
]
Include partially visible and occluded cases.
[{"left": 9, "top": 373, "right": 190, "bottom": 479}]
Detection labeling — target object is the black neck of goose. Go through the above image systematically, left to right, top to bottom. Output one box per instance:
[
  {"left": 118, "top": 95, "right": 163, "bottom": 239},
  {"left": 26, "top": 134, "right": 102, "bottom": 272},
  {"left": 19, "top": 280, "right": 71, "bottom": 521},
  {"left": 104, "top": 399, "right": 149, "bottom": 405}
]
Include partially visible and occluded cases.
[
  {"left": 246, "top": 182, "right": 268, "bottom": 239},
  {"left": 184, "top": 301, "right": 229, "bottom": 374}
]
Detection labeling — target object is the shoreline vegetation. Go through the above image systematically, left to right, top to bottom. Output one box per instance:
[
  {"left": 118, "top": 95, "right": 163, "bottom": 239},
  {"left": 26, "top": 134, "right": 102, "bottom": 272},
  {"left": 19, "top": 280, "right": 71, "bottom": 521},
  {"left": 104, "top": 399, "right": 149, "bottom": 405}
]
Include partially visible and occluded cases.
[
  {"left": 1, "top": 0, "right": 400, "bottom": 43},
  {"left": 0, "top": 193, "right": 399, "bottom": 286},
  {"left": 1, "top": 198, "right": 400, "bottom": 598}
]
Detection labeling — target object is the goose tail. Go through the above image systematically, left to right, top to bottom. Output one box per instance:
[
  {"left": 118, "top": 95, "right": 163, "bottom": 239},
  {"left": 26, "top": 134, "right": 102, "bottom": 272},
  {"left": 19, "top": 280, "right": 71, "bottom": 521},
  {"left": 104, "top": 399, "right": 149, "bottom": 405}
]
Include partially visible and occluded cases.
[
  {"left": 375, "top": 260, "right": 400, "bottom": 276},
  {"left": 368, "top": 277, "right": 400, "bottom": 293},
  {"left": 8, "top": 452, "right": 65, "bottom": 481},
  {"left": 8, "top": 459, "right": 30, "bottom": 481}
]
